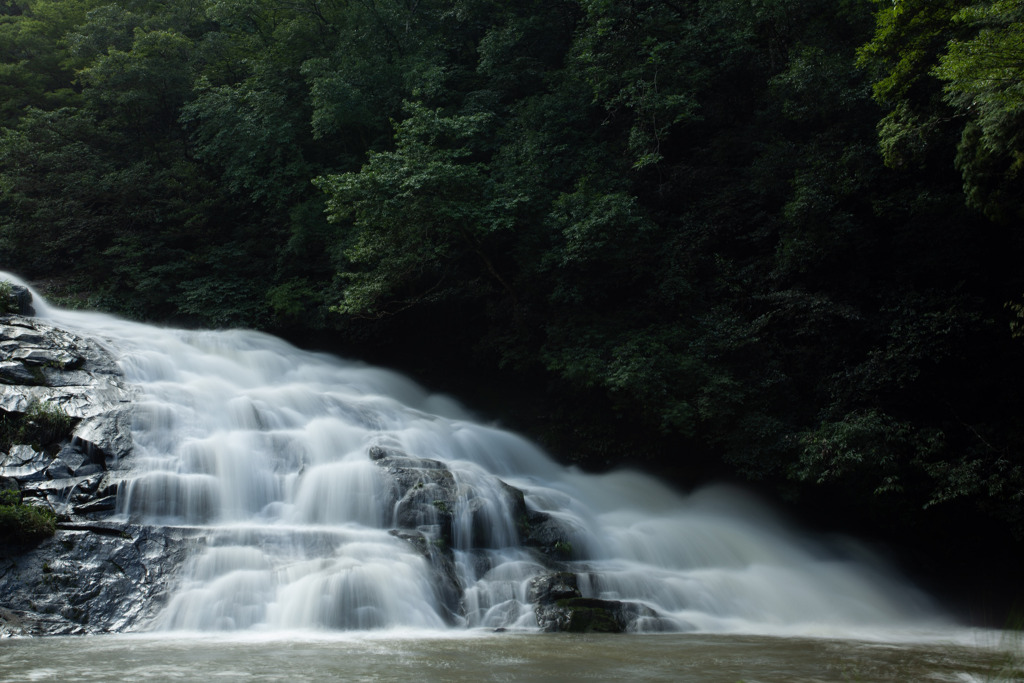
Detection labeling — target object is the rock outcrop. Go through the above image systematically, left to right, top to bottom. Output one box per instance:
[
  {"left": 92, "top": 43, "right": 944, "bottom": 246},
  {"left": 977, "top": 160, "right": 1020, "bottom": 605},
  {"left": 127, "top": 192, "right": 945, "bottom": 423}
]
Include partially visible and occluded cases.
[
  {"left": 1, "top": 284, "right": 34, "bottom": 317},
  {"left": 0, "top": 297, "right": 189, "bottom": 637},
  {"left": 0, "top": 313, "right": 136, "bottom": 506},
  {"left": 368, "top": 444, "right": 665, "bottom": 631},
  {"left": 0, "top": 523, "right": 197, "bottom": 636},
  {"left": 528, "top": 571, "right": 665, "bottom": 632}
]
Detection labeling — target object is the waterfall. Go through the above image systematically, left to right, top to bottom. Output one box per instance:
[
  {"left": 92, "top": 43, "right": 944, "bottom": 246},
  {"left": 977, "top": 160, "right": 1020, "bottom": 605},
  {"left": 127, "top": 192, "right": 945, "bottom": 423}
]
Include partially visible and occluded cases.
[{"left": 2, "top": 272, "right": 947, "bottom": 636}]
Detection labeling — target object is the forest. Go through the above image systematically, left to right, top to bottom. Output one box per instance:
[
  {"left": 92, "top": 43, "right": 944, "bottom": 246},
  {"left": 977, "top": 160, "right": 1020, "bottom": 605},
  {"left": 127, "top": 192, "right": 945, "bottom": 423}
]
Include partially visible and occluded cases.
[{"left": 1, "top": 0, "right": 1023, "bottom": 606}]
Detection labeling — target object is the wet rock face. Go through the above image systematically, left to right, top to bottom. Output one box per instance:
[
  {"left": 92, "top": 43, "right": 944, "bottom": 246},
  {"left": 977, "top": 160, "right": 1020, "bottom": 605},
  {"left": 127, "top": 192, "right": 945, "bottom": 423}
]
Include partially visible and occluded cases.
[
  {"left": 1, "top": 284, "right": 34, "bottom": 317},
  {"left": 0, "top": 309, "right": 189, "bottom": 636},
  {"left": 0, "top": 314, "right": 137, "bottom": 504},
  {"left": 0, "top": 316, "right": 135, "bottom": 441},
  {"left": 369, "top": 444, "right": 572, "bottom": 558},
  {"left": 368, "top": 445, "right": 664, "bottom": 631},
  {"left": 369, "top": 446, "right": 467, "bottom": 623},
  {"left": 370, "top": 446, "right": 458, "bottom": 538},
  {"left": 0, "top": 524, "right": 198, "bottom": 636},
  {"left": 528, "top": 572, "right": 662, "bottom": 633}
]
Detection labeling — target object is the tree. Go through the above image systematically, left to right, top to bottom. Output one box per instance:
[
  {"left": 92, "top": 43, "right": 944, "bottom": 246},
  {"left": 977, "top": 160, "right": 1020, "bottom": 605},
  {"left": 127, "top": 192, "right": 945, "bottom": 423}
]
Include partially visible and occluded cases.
[
  {"left": 859, "top": 0, "right": 1024, "bottom": 222},
  {"left": 934, "top": 0, "right": 1024, "bottom": 222},
  {"left": 316, "top": 102, "right": 516, "bottom": 317}
]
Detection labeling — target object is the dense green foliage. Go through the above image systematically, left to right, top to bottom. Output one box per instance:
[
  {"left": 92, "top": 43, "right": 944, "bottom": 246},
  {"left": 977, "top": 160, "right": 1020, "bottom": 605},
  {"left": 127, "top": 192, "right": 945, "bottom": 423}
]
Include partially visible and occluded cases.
[
  {"left": 1, "top": 0, "right": 1023, "bottom": 575},
  {"left": 0, "top": 399, "right": 73, "bottom": 453},
  {"left": 0, "top": 489, "right": 57, "bottom": 546}
]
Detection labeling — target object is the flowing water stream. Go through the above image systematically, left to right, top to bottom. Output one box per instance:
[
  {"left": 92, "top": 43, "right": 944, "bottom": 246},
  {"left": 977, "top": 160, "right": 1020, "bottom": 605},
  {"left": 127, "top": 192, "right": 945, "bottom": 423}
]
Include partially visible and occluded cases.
[{"left": 3, "top": 273, "right": 1020, "bottom": 680}]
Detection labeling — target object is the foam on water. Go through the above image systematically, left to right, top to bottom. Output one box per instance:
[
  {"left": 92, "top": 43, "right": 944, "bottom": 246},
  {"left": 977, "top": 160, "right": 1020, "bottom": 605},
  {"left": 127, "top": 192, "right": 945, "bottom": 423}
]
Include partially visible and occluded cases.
[{"left": 2, "top": 271, "right": 951, "bottom": 636}]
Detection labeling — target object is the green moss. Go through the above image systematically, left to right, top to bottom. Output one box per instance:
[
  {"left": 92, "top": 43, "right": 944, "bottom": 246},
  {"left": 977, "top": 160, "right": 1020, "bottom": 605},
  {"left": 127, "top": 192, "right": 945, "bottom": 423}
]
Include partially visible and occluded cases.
[
  {"left": 0, "top": 489, "right": 57, "bottom": 546},
  {"left": 556, "top": 598, "right": 624, "bottom": 633}
]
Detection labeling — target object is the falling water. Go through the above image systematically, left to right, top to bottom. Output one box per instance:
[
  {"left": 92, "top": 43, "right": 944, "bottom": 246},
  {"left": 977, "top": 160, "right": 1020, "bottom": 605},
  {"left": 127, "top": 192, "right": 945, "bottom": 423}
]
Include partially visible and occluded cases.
[{"left": 3, "top": 273, "right": 948, "bottom": 637}]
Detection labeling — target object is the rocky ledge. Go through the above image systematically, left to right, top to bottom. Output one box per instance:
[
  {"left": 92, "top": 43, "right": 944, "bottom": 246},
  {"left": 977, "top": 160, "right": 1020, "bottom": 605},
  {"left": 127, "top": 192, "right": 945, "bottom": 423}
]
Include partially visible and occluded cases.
[{"left": 1, "top": 286, "right": 191, "bottom": 637}]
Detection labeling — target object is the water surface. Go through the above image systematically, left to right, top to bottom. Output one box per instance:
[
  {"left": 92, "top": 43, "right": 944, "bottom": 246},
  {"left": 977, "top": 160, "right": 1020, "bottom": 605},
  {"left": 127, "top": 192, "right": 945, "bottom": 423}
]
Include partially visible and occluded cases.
[{"left": 1, "top": 631, "right": 1020, "bottom": 682}]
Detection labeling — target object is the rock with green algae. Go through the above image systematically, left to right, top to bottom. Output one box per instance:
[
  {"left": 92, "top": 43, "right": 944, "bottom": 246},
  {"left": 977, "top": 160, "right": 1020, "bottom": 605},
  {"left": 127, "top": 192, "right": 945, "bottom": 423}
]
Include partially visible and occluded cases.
[{"left": 528, "top": 571, "right": 665, "bottom": 633}]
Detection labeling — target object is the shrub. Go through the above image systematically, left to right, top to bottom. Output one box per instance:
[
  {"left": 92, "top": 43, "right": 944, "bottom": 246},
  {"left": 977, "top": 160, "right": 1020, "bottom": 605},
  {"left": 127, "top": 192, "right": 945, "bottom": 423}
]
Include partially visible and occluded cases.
[
  {"left": 0, "top": 280, "right": 13, "bottom": 314},
  {"left": 22, "top": 400, "right": 72, "bottom": 447},
  {"left": 0, "top": 401, "right": 73, "bottom": 453},
  {"left": 0, "top": 489, "right": 57, "bottom": 546}
]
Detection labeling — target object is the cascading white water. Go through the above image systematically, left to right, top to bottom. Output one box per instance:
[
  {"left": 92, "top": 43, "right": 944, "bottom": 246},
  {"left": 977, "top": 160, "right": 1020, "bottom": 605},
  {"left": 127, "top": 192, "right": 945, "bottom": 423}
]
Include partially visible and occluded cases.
[{"left": 3, "top": 272, "right": 949, "bottom": 636}]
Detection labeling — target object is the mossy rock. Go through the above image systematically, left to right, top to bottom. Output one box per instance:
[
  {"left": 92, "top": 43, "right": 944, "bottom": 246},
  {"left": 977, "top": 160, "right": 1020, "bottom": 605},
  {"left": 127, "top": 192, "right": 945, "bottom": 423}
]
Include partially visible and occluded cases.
[
  {"left": 536, "top": 594, "right": 662, "bottom": 633},
  {"left": 556, "top": 598, "right": 626, "bottom": 633}
]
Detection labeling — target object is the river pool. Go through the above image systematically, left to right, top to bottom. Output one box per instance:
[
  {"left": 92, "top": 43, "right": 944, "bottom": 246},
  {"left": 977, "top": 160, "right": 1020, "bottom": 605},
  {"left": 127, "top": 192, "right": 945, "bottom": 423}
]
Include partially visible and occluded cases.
[{"left": 1, "top": 630, "right": 1020, "bottom": 682}]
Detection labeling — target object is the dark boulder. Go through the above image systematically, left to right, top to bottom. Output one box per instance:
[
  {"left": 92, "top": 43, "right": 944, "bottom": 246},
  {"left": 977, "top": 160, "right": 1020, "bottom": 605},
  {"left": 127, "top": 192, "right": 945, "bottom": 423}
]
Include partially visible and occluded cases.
[
  {"left": 1, "top": 284, "right": 34, "bottom": 316},
  {"left": 369, "top": 442, "right": 615, "bottom": 629},
  {"left": 369, "top": 444, "right": 543, "bottom": 552},
  {"left": 369, "top": 445, "right": 458, "bottom": 541},
  {"left": 519, "top": 510, "right": 577, "bottom": 561},
  {"left": 528, "top": 571, "right": 664, "bottom": 633},
  {"left": 529, "top": 571, "right": 582, "bottom": 603}
]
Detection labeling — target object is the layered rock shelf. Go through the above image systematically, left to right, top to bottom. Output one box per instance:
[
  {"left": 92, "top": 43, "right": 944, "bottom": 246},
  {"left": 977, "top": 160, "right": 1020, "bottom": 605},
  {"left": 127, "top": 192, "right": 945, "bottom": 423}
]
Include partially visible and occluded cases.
[{"left": 0, "top": 287, "right": 191, "bottom": 636}]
